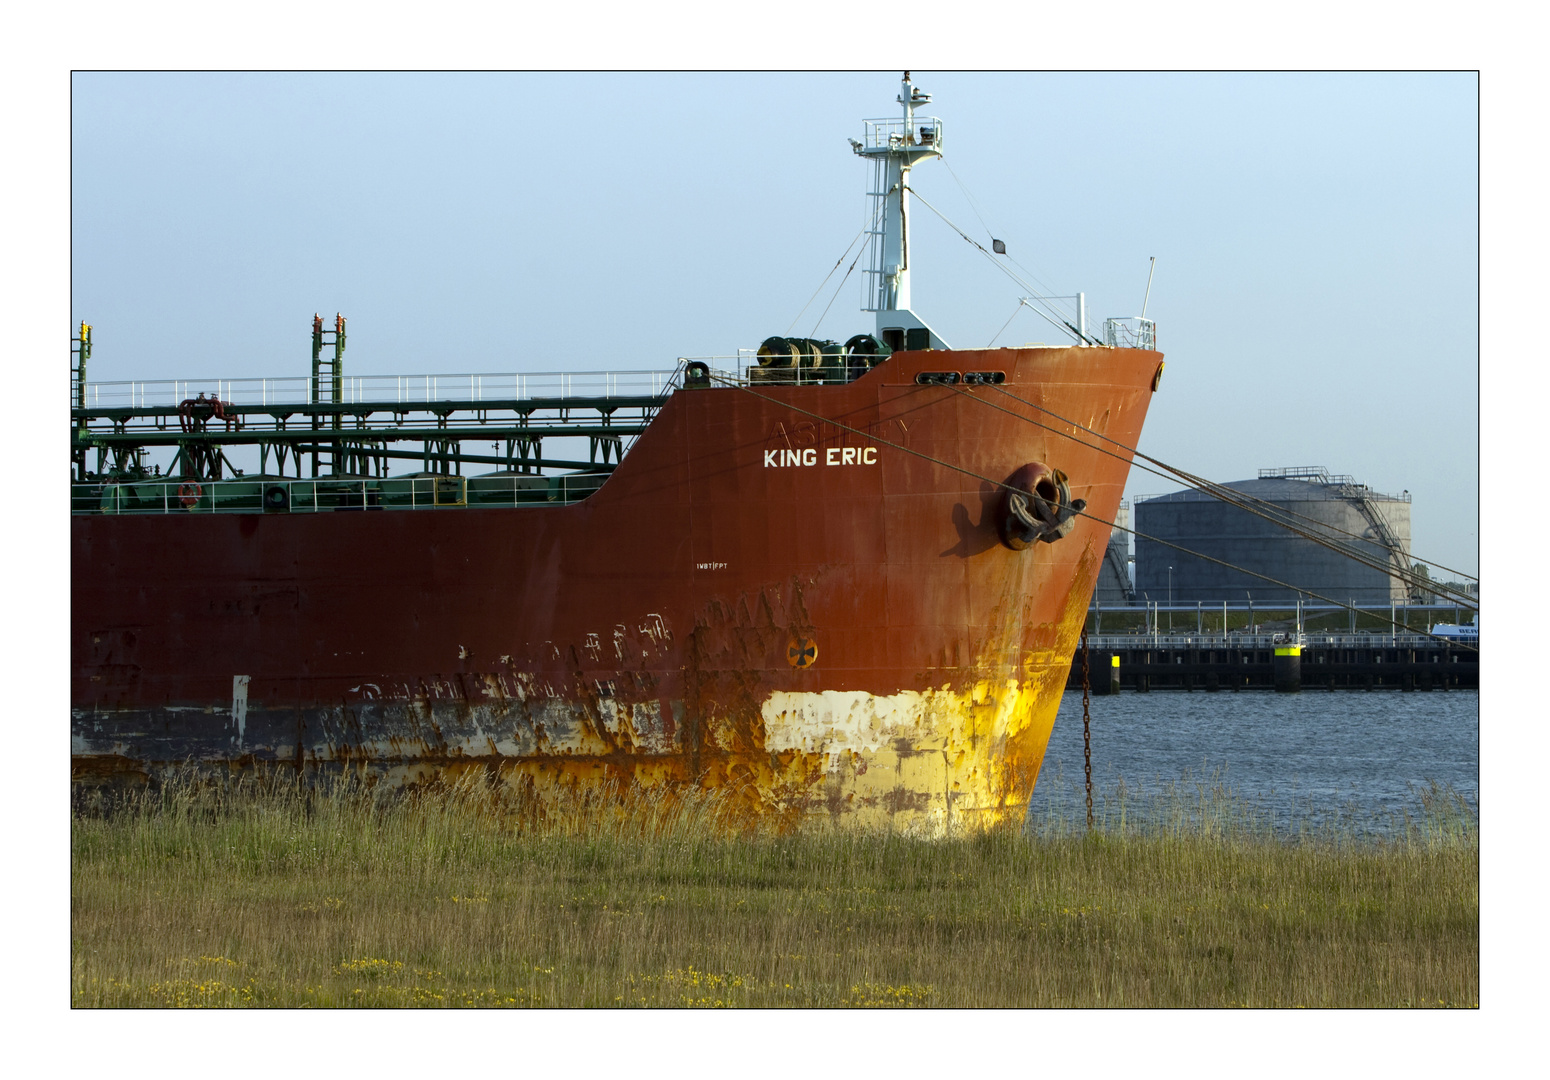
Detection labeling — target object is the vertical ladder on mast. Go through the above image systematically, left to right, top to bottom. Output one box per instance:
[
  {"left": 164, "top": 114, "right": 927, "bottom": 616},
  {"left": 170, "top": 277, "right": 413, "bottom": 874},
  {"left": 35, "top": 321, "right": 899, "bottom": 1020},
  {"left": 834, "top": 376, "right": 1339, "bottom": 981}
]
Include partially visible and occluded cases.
[
  {"left": 862, "top": 157, "right": 889, "bottom": 314},
  {"left": 310, "top": 313, "right": 346, "bottom": 478}
]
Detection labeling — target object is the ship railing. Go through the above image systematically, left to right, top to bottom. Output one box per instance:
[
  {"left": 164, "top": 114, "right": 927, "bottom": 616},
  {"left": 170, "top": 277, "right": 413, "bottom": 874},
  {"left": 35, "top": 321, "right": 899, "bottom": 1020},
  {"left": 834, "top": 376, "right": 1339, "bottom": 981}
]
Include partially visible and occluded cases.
[
  {"left": 860, "top": 116, "right": 944, "bottom": 152},
  {"left": 1102, "top": 317, "right": 1157, "bottom": 350},
  {"left": 76, "top": 350, "right": 876, "bottom": 414},
  {"left": 679, "top": 351, "right": 882, "bottom": 387},
  {"left": 679, "top": 352, "right": 772, "bottom": 384},
  {"left": 76, "top": 369, "right": 683, "bottom": 410},
  {"left": 72, "top": 473, "right": 610, "bottom": 514}
]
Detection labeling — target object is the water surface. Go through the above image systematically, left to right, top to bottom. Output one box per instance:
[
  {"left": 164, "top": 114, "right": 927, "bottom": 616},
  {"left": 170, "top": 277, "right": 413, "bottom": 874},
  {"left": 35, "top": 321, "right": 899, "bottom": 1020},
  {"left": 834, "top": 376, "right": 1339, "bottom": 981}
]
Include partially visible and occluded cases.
[{"left": 1034, "top": 689, "right": 1479, "bottom": 835}]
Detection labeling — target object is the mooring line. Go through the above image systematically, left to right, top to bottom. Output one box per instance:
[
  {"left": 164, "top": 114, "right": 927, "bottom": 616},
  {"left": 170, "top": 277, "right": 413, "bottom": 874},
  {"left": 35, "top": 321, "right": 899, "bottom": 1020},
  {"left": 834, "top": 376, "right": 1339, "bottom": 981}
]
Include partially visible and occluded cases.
[
  {"left": 705, "top": 371, "right": 1477, "bottom": 652},
  {"left": 981, "top": 380, "right": 1476, "bottom": 593},
  {"left": 949, "top": 382, "right": 1475, "bottom": 606}
]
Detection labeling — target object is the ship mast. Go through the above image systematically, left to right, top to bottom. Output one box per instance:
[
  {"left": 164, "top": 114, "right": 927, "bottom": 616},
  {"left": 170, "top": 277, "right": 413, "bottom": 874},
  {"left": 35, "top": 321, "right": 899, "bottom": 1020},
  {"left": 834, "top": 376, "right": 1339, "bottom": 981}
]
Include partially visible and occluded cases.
[{"left": 853, "top": 72, "right": 950, "bottom": 351}]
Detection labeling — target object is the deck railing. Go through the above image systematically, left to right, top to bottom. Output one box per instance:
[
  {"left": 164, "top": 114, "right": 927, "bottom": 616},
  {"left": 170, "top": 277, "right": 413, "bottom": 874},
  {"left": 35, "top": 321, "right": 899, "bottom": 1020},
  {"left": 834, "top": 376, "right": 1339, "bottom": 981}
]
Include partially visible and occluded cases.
[
  {"left": 860, "top": 116, "right": 943, "bottom": 151},
  {"left": 73, "top": 351, "right": 906, "bottom": 411},
  {"left": 76, "top": 368, "right": 688, "bottom": 410},
  {"left": 73, "top": 473, "right": 610, "bottom": 515}
]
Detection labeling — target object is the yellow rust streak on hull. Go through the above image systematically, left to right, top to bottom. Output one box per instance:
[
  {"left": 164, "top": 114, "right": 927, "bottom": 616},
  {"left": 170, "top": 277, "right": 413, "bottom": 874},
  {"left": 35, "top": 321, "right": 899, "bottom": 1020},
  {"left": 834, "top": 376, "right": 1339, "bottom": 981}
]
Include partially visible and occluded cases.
[
  {"left": 72, "top": 673, "right": 1070, "bottom": 837},
  {"left": 357, "top": 676, "right": 1061, "bottom": 836},
  {"left": 756, "top": 676, "right": 1055, "bottom": 834}
]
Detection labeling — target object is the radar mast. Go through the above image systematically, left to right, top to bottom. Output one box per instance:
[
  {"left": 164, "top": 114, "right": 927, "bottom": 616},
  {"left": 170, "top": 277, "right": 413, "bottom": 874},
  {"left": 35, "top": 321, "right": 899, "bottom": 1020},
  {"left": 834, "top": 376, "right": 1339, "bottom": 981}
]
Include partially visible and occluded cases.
[{"left": 852, "top": 72, "right": 950, "bottom": 351}]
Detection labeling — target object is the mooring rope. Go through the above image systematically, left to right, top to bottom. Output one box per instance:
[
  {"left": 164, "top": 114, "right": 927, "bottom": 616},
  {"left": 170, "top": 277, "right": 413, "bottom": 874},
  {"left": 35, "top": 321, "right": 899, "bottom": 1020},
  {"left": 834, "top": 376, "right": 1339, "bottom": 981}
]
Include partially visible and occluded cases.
[
  {"left": 705, "top": 370, "right": 1477, "bottom": 652},
  {"left": 946, "top": 381, "right": 1477, "bottom": 606},
  {"left": 973, "top": 381, "right": 1476, "bottom": 591}
]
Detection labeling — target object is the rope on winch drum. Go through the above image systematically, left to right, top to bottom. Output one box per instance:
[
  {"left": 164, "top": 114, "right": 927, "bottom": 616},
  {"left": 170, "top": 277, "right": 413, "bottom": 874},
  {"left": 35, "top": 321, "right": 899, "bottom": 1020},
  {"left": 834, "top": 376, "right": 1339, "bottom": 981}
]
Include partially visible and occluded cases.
[{"left": 705, "top": 371, "right": 1478, "bottom": 652}]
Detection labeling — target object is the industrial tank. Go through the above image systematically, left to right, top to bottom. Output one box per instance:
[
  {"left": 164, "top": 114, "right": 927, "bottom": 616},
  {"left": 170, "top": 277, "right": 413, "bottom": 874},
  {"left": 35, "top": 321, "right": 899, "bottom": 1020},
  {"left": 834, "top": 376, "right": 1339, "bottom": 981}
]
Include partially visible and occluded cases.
[{"left": 1133, "top": 467, "right": 1411, "bottom": 604}]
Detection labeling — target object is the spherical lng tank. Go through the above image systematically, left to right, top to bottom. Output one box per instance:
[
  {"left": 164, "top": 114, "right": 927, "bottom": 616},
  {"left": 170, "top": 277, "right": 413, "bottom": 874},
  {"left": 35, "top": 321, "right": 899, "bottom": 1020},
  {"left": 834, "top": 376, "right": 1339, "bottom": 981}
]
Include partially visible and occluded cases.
[{"left": 1133, "top": 467, "right": 1411, "bottom": 605}]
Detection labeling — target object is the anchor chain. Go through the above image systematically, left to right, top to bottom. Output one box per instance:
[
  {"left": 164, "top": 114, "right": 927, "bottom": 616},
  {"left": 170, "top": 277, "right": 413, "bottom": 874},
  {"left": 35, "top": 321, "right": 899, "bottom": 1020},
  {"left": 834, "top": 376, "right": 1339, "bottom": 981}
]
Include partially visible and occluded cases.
[{"left": 1081, "top": 627, "right": 1093, "bottom": 830}]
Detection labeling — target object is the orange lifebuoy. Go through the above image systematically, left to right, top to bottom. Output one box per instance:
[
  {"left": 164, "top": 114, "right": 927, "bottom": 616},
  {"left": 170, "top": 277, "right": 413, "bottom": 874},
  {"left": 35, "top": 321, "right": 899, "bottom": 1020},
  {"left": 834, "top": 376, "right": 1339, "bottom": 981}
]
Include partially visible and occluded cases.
[{"left": 178, "top": 482, "right": 202, "bottom": 508}]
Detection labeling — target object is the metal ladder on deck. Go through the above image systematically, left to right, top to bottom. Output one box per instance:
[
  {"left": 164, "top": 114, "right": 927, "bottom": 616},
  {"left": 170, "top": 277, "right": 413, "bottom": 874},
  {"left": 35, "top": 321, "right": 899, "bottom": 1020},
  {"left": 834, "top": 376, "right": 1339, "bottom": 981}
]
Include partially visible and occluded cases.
[{"left": 310, "top": 314, "right": 346, "bottom": 477}]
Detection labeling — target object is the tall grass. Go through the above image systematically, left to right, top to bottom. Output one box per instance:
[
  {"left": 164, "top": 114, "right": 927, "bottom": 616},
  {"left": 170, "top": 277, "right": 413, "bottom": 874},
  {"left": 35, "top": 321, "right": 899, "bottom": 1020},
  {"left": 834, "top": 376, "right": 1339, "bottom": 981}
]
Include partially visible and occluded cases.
[{"left": 71, "top": 769, "right": 1477, "bottom": 1008}]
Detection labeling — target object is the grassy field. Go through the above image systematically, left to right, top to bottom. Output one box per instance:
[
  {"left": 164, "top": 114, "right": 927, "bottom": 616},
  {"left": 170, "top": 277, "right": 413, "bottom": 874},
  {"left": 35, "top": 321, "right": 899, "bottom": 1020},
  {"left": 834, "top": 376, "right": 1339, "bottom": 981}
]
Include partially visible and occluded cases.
[{"left": 71, "top": 773, "right": 1477, "bottom": 1008}]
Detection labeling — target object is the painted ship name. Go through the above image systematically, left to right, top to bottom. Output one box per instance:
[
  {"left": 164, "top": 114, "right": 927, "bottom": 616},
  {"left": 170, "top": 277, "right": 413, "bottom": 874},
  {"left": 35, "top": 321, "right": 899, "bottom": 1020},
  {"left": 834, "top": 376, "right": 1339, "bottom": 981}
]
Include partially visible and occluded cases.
[{"left": 763, "top": 447, "right": 879, "bottom": 468}]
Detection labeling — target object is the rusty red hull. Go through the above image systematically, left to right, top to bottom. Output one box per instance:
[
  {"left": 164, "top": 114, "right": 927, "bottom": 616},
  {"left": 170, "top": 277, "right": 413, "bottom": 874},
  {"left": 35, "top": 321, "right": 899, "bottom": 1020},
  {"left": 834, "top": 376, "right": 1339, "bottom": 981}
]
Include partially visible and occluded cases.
[{"left": 72, "top": 346, "right": 1162, "bottom": 829}]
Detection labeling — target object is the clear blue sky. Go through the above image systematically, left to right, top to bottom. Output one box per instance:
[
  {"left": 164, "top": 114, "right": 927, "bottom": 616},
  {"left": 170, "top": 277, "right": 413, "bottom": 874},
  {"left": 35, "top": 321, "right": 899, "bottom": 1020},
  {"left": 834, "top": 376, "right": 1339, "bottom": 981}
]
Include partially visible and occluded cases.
[{"left": 71, "top": 71, "right": 1478, "bottom": 576}]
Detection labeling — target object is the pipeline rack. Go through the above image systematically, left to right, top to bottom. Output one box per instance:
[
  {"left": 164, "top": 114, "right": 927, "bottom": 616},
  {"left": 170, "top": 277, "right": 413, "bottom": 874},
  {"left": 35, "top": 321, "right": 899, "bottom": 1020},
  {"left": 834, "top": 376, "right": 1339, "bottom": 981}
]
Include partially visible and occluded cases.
[{"left": 70, "top": 316, "right": 690, "bottom": 512}]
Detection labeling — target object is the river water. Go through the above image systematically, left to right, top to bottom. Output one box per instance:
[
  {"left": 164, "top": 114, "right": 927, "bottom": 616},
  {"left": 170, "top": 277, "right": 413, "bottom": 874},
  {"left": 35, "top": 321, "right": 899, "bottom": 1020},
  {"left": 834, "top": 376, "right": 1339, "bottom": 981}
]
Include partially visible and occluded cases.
[{"left": 1033, "top": 688, "right": 1479, "bottom": 836}]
